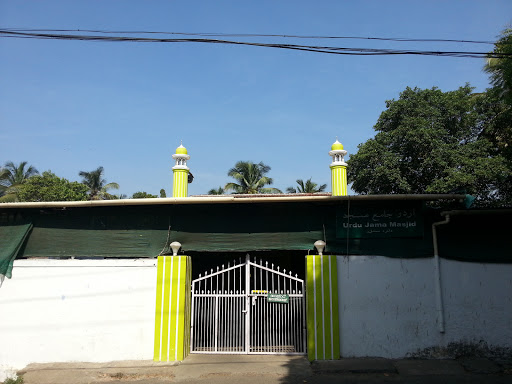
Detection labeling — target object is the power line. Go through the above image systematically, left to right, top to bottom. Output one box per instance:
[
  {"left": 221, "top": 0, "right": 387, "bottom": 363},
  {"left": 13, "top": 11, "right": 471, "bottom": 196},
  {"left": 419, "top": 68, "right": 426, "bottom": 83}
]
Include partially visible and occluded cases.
[
  {"left": 0, "top": 28, "right": 499, "bottom": 44},
  {"left": 0, "top": 29, "right": 510, "bottom": 59}
]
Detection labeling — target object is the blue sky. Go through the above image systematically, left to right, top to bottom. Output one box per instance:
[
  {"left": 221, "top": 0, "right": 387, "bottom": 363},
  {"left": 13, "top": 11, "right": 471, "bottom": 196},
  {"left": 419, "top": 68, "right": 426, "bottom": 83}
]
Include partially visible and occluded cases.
[{"left": 1, "top": 1, "right": 511, "bottom": 197}]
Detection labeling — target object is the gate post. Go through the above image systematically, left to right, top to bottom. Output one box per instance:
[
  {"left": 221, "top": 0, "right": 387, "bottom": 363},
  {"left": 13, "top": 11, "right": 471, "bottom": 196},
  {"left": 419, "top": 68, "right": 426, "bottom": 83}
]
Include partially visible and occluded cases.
[
  {"left": 153, "top": 255, "right": 192, "bottom": 361},
  {"left": 305, "top": 255, "right": 340, "bottom": 361}
]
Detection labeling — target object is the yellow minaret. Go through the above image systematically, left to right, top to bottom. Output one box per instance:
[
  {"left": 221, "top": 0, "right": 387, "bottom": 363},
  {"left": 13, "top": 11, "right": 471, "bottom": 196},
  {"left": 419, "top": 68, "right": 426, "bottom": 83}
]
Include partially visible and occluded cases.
[
  {"left": 329, "top": 139, "right": 348, "bottom": 196},
  {"left": 172, "top": 143, "right": 190, "bottom": 197}
]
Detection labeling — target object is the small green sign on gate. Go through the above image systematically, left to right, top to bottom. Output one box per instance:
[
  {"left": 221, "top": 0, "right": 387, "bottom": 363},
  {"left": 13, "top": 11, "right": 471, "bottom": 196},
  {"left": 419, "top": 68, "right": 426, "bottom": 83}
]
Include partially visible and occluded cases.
[{"left": 267, "top": 293, "right": 289, "bottom": 303}]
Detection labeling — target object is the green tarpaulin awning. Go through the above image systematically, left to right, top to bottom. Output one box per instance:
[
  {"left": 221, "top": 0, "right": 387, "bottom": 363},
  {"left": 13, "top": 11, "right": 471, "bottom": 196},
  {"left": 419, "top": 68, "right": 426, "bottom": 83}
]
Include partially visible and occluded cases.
[{"left": 0, "top": 223, "right": 32, "bottom": 279}]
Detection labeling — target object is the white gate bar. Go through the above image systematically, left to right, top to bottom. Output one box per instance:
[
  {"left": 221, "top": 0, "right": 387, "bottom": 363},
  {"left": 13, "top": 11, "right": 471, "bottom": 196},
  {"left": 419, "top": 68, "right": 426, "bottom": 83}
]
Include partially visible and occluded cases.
[
  {"left": 191, "top": 254, "right": 306, "bottom": 355},
  {"left": 244, "top": 254, "right": 250, "bottom": 354},
  {"left": 193, "top": 263, "right": 244, "bottom": 283}
]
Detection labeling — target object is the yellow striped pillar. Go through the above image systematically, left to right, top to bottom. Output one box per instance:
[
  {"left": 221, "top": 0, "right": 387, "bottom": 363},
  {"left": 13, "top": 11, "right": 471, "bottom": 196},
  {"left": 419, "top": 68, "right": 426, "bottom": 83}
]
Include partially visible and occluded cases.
[
  {"left": 329, "top": 139, "right": 348, "bottom": 196},
  {"left": 172, "top": 143, "right": 190, "bottom": 198},
  {"left": 330, "top": 165, "right": 347, "bottom": 196},
  {"left": 172, "top": 169, "right": 189, "bottom": 198},
  {"left": 154, "top": 255, "right": 192, "bottom": 361},
  {"left": 306, "top": 255, "right": 340, "bottom": 361}
]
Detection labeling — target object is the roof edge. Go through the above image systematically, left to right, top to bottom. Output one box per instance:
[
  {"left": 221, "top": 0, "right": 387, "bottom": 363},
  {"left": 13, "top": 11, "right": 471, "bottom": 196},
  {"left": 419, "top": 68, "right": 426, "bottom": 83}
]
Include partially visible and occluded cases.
[{"left": 0, "top": 194, "right": 466, "bottom": 209}]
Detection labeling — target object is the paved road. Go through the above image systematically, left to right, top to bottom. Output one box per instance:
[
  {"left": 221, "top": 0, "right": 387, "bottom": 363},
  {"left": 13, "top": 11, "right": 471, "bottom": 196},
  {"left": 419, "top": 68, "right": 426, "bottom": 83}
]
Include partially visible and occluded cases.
[{"left": 14, "top": 354, "right": 512, "bottom": 384}]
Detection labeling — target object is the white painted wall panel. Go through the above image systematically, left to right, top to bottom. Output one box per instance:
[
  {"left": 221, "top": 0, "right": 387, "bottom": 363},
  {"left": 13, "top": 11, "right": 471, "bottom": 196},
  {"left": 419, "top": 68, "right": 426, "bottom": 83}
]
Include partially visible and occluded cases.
[
  {"left": 337, "top": 256, "right": 512, "bottom": 358},
  {"left": 0, "top": 259, "right": 157, "bottom": 380},
  {"left": 442, "top": 260, "right": 512, "bottom": 348}
]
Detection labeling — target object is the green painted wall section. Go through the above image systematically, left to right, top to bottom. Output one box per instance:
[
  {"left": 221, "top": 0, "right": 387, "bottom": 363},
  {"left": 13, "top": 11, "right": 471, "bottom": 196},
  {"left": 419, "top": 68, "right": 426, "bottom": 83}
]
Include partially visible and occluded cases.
[
  {"left": 154, "top": 255, "right": 192, "bottom": 361},
  {"left": 306, "top": 255, "right": 340, "bottom": 361}
]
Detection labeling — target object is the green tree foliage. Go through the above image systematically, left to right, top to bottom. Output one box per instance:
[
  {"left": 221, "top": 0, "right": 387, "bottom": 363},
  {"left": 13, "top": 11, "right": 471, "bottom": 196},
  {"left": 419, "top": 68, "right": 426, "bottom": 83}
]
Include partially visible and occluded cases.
[
  {"left": 484, "top": 28, "right": 512, "bottom": 105},
  {"left": 347, "top": 85, "right": 511, "bottom": 206},
  {"left": 0, "top": 161, "right": 39, "bottom": 202},
  {"left": 225, "top": 161, "right": 282, "bottom": 194},
  {"left": 78, "top": 166, "right": 119, "bottom": 200},
  {"left": 17, "top": 171, "right": 89, "bottom": 202},
  {"left": 286, "top": 178, "right": 327, "bottom": 193},
  {"left": 208, "top": 186, "right": 225, "bottom": 195},
  {"left": 159, "top": 189, "right": 167, "bottom": 198},
  {"left": 132, "top": 191, "right": 158, "bottom": 198}
]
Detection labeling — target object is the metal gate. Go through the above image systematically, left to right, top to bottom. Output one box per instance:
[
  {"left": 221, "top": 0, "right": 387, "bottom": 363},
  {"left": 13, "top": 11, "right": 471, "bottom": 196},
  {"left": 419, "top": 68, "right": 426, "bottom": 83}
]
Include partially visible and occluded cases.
[{"left": 190, "top": 254, "right": 306, "bottom": 354}]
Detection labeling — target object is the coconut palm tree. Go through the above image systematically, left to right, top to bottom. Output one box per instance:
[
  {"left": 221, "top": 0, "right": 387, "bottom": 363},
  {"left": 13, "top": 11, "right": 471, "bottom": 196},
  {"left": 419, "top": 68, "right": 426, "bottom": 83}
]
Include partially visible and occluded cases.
[
  {"left": 484, "top": 28, "right": 512, "bottom": 103},
  {"left": 0, "top": 161, "right": 39, "bottom": 201},
  {"left": 225, "top": 161, "right": 282, "bottom": 194},
  {"left": 78, "top": 166, "right": 119, "bottom": 200},
  {"left": 286, "top": 178, "right": 327, "bottom": 194},
  {"left": 208, "top": 186, "right": 225, "bottom": 195}
]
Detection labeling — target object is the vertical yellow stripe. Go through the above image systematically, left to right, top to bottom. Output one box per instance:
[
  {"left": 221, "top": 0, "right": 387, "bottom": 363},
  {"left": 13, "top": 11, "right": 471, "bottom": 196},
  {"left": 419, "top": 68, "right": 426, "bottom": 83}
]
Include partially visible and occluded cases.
[
  {"left": 332, "top": 168, "right": 336, "bottom": 196},
  {"left": 337, "top": 168, "right": 340, "bottom": 196},
  {"left": 337, "top": 168, "right": 341, "bottom": 196},
  {"left": 339, "top": 168, "right": 342, "bottom": 195},
  {"left": 342, "top": 168, "right": 347, "bottom": 195},
  {"left": 331, "top": 170, "right": 335, "bottom": 196},
  {"left": 333, "top": 170, "right": 336, "bottom": 196},
  {"left": 173, "top": 172, "right": 178, "bottom": 197},
  {"left": 320, "top": 255, "right": 325, "bottom": 359},
  {"left": 322, "top": 255, "right": 332, "bottom": 359},
  {"left": 174, "top": 256, "right": 182, "bottom": 361},
  {"left": 178, "top": 256, "right": 190, "bottom": 360},
  {"left": 306, "top": 256, "right": 315, "bottom": 361},
  {"left": 314, "top": 256, "right": 324, "bottom": 359},
  {"left": 331, "top": 256, "right": 340, "bottom": 359},
  {"left": 153, "top": 257, "right": 164, "bottom": 361},
  {"left": 160, "top": 257, "right": 172, "bottom": 360},
  {"left": 168, "top": 257, "right": 176, "bottom": 360},
  {"left": 176, "top": 257, "right": 185, "bottom": 360},
  {"left": 180, "top": 257, "right": 187, "bottom": 360},
  {"left": 184, "top": 257, "right": 192, "bottom": 358}
]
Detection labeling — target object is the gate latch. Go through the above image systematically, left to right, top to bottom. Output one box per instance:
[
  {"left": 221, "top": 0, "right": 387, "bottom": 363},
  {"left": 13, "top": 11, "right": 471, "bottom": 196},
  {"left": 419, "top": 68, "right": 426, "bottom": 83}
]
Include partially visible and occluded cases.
[{"left": 252, "top": 296, "right": 256, "bottom": 306}]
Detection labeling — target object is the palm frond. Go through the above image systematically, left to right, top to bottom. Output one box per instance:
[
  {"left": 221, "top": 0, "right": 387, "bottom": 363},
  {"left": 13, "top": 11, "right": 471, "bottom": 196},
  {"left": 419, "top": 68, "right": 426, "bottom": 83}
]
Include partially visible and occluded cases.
[
  {"left": 290, "top": 178, "right": 327, "bottom": 193},
  {"left": 103, "top": 182, "right": 120, "bottom": 190},
  {"left": 224, "top": 182, "right": 243, "bottom": 193},
  {"left": 208, "top": 187, "right": 225, "bottom": 195},
  {"left": 259, "top": 187, "right": 283, "bottom": 194}
]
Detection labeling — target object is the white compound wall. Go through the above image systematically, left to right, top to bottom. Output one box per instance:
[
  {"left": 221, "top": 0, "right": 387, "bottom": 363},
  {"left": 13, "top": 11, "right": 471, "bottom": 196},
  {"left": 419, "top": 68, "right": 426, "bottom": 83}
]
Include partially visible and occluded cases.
[
  {"left": 2, "top": 255, "right": 511, "bottom": 380},
  {"left": 337, "top": 255, "right": 512, "bottom": 358},
  {"left": 0, "top": 259, "right": 157, "bottom": 381}
]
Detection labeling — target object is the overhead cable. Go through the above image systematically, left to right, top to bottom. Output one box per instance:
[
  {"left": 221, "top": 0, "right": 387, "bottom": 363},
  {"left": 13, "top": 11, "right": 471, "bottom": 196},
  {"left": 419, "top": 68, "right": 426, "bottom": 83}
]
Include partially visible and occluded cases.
[
  {"left": 0, "top": 28, "right": 500, "bottom": 44},
  {"left": 0, "top": 29, "right": 510, "bottom": 59}
]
